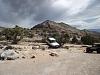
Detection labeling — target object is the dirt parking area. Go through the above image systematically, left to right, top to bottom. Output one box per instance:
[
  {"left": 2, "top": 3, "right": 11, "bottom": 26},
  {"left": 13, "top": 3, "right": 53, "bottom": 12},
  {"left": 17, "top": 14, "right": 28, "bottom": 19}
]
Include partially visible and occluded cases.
[{"left": 0, "top": 47, "right": 100, "bottom": 75}]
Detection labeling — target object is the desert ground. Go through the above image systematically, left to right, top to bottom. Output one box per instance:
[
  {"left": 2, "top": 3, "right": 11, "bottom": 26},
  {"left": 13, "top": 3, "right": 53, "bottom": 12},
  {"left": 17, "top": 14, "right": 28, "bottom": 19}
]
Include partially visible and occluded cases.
[{"left": 0, "top": 43, "right": 100, "bottom": 75}]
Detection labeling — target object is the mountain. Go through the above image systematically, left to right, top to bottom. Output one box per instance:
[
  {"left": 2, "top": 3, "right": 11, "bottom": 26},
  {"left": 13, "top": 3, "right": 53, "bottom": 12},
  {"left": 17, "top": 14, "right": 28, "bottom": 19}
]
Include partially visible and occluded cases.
[
  {"left": 31, "top": 20, "right": 100, "bottom": 38},
  {"left": 31, "top": 20, "right": 84, "bottom": 36},
  {"left": 88, "top": 29, "right": 100, "bottom": 33}
]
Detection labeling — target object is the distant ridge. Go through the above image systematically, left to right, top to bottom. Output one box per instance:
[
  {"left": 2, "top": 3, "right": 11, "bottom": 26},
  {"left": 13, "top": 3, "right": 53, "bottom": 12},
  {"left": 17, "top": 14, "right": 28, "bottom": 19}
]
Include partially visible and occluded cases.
[{"left": 88, "top": 29, "right": 100, "bottom": 33}]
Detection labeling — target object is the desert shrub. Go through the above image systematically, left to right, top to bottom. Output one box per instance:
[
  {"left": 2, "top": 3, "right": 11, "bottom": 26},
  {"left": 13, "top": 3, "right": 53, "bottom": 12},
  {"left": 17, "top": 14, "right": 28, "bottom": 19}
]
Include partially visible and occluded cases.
[
  {"left": 2, "top": 25, "right": 24, "bottom": 44},
  {"left": 2, "top": 25, "right": 34, "bottom": 44},
  {"left": 23, "top": 29, "right": 34, "bottom": 38},
  {"left": 0, "top": 32, "right": 6, "bottom": 41},
  {"left": 61, "top": 33, "right": 70, "bottom": 43},
  {"left": 81, "top": 35, "right": 95, "bottom": 45},
  {"left": 71, "top": 36, "right": 78, "bottom": 44},
  {"left": 0, "top": 37, "right": 6, "bottom": 41},
  {"left": 41, "top": 38, "right": 46, "bottom": 43}
]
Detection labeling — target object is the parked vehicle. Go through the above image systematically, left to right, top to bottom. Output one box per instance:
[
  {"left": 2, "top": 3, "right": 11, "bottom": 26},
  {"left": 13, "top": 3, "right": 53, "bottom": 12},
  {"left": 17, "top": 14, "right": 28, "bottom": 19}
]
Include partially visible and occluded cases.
[
  {"left": 46, "top": 37, "right": 60, "bottom": 48},
  {"left": 86, "top": 43, "right": 100, "bottom": 53}
]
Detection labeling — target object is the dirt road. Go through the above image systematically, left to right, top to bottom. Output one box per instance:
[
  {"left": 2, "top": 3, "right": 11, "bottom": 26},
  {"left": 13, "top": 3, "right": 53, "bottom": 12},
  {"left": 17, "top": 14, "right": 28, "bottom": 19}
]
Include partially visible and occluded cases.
[{"left": 0, "top": 50, "right": 100, "bottom": 75}]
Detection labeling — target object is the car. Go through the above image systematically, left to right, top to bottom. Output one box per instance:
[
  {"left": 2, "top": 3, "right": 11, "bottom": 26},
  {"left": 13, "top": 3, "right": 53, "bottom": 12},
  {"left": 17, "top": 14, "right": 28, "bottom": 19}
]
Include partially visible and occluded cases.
[
  {"left": 46, "top": 37, "right": 60, "bottom": 48},
  {"left": 86, "top": 43, "right": 100, "bottom": 53}
]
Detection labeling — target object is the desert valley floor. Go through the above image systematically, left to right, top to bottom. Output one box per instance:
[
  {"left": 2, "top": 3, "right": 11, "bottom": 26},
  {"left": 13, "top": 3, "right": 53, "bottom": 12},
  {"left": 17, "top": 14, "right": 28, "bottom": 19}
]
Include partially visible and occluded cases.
[{"left": 0, "top": 44, "right": 100, "bottom": 75}]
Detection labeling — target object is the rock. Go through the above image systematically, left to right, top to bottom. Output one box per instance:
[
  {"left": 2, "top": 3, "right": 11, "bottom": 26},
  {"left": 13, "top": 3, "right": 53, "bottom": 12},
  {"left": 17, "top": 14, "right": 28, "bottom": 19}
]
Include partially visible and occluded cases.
[
  {"left": 32, "top": 45, "right": 40, "bottom": 49},
  {"left": 4, "top": 46, "right": 13, "bottom": 50},
  {"left": 64, "top": 46, "right": 69, "bottom": 49},
  {"left": 41, "top": 47, "right": 45, "bottom": 50},
  {"left": 0, "top": 49, "right": 19, "bottom": 60},
  {"left": 15, "top": 51, "right": 19, "bottom": 54},
  {"left": 49, "top": 53, "right": 58, "bottom": 57},
  {"left": 31, "top": 55, "right": 35, "bottom": 59},
  {"left": 22, "top": 56, "right": 25, "bottom": 59}
]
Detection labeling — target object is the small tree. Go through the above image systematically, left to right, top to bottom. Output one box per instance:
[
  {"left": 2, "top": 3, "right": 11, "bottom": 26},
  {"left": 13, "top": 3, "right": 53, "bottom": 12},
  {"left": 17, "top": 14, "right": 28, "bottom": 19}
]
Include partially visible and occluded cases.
[
  {"left": 12, "top": 25, "right": 24, "bottom": 44},
  {"left": 59, "top": 33, "right": 70, "bottom": 45},
  {"left": 63, "top": 33, "right": 70, "bottom": 43}
]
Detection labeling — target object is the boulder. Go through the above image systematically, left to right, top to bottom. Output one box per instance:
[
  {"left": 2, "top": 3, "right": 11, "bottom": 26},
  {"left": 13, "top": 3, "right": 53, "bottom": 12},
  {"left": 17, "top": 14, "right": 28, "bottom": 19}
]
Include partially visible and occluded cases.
[{"left": 0, "top": 49, "right": 19, "bottom": 60}]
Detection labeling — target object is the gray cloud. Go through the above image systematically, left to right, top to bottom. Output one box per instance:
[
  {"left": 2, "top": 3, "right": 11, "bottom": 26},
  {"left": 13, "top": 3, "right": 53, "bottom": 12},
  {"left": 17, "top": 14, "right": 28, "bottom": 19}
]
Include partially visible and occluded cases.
[
  {"left": 0, "top": 0, "right": 100, "bottom": 29},
  {"left": 0, "top": 0, "right": 66, "bottom": 26},
  {"left": 62, "top": 0, "right": 100, "bottom": 29}
]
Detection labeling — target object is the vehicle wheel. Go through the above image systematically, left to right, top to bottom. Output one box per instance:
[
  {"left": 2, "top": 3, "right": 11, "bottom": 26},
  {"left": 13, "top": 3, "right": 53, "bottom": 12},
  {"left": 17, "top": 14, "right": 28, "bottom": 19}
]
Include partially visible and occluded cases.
[
  {"left": 86, "top": 48, "right": 89, "bottom": 53},
  {"left": 86, "top": 49, "right": 93, "bottom": 53},
  {"left": 86, "top": 50, "right": 89, "bottom": 53},
  {"left": 89, "top": 50, "right": 93, "bottom": 53},
  {"left": 97, "top": 50, "right": 100, "bottom": 54},
  {"left": 1, "top": 57, "right": 5, "bottom": 60}
]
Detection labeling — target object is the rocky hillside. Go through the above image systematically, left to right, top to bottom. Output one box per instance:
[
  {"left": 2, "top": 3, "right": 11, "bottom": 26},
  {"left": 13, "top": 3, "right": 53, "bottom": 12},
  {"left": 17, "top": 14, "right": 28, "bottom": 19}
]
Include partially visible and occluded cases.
[
  {"left": 31, "top": 20, "right": 84, "bottom": 37},
  {"left": 31, "top": 20, "right": 100, "bottom": 39}
]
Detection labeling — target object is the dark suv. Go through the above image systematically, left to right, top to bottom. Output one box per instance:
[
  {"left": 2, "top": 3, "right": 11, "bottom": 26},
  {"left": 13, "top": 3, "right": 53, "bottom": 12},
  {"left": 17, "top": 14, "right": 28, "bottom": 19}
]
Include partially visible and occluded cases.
[{"left": 86, "top": 43, "right": 100, "bottom": 53}]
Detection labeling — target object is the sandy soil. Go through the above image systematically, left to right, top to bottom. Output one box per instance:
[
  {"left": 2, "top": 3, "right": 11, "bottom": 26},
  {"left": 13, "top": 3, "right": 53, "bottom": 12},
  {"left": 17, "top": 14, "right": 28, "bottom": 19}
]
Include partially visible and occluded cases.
[{"left": 0, "top": 44, "right": 100, "bottom": 75}]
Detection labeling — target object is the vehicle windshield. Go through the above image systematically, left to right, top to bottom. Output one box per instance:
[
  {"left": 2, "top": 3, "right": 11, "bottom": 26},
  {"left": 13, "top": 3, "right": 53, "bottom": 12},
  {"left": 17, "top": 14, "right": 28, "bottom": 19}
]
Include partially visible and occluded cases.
[
  {"left": 49, "top": 40, "right": 56, "bottom": 43},
  {"left": 93, "top": 44, "right": 100, "bottom": 47}
]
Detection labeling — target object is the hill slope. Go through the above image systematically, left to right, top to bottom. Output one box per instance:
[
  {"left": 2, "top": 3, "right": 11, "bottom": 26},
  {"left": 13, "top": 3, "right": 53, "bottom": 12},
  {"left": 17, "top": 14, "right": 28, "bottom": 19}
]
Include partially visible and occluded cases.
[
  {"left": 31, "top": 20, "right": 100, "bottom": 39},
  {"left": 32, "top": 20, "right": 84, "bottom": 36}
]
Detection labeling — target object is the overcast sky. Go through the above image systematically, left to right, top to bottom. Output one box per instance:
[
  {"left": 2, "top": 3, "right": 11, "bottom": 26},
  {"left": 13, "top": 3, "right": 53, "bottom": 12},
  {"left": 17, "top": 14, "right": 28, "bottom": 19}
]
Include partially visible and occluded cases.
[{"left": 0, "top": 0, "right": 100, "bottom": 29}]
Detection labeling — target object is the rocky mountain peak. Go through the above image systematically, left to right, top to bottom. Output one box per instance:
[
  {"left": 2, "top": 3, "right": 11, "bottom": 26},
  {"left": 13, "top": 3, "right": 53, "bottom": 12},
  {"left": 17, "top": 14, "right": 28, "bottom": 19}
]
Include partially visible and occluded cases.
[
  {"left": 41, "top": 20, "right": 57, "bottom": 26},
  {"left": 42, "top": 20, "right": 54, "bottom": 23}
]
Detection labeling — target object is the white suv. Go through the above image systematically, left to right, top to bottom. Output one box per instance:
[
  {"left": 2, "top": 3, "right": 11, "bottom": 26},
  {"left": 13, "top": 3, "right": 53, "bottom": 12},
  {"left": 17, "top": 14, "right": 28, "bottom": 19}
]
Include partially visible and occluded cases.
[{"left": 46, "top": 37, "right": 60, "bottom": 48}]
